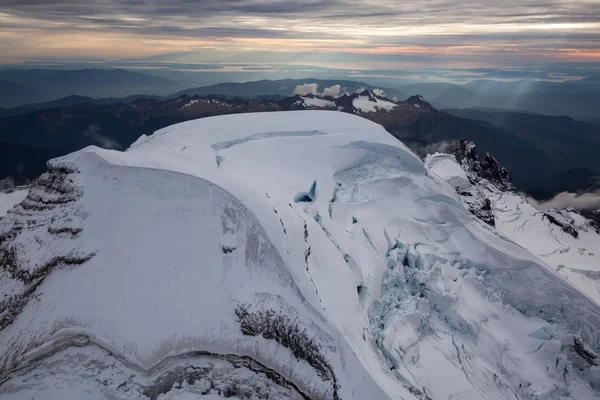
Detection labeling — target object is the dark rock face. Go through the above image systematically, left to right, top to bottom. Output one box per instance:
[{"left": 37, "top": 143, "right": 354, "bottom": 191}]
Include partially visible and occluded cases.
[
  {"left": 404, "top": 95, "right": 434, "bottom": 111},
  {"left": 441, "top": 139, "right": 515, "bottom": 227},
  {"left": 448, "top": 140, "right": 600, "bottom": 237},
  {"left": 454, "top": 140, "right": 515, "bottom": 193},
  {"left": 447, "top": 141, "right": 599, "bottom": 236},
  {"left": 480, "top": 153, "right": 514, "bottom": 192},
  {"left": 476, "top": 198, "right": 496, "bottom": 227},
  {"left": 543, "top": 208, "right": 600, "bottom": 238},
  {"left": 582, "top": 209, "right": 600, "bottom": 229},
  {"left": 543, "top": 210, "right": 580, "bottom": 238},
  {"left": 235, "top": 303, "right": 339, "bottom": 400},
  {"left": 573, "top": 336, "right": 599, "bottom": 367},
  {"left": 140, "top": 353, "right": 309, "bottom": 400}
]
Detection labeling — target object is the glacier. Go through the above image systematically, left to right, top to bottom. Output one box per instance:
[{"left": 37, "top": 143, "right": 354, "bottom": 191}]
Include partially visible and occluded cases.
[{"left": 1, "top": 111, "right": 599, "bottom": 400}]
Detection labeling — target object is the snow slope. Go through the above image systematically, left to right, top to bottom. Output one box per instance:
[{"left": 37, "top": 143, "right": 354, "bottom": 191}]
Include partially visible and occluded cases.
[
  {"left": 352, "top": 95, "right": 396, "bottom": 113},
  {"left": 1, "top": 111, "right": 600, "bottom": 399},
  {"left": 426, "top": 151, "right": 600, "bottom": 307},
  {"left": 0, "top": 189, "right": 28, "bottom": 217},
  {"left": 495, "top": 195, "right": 600, "bottom": 304}
]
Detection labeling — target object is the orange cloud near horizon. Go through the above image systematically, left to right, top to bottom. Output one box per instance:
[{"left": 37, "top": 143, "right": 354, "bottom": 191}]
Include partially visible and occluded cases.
[{"left": 1, "top": 4, "right": 599, "bottom": 66}]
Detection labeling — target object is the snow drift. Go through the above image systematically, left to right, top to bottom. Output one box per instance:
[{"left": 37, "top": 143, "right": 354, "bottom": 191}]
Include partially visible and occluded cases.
[{"left": 1, "top": 111, "right": 599, "bottom": 400}]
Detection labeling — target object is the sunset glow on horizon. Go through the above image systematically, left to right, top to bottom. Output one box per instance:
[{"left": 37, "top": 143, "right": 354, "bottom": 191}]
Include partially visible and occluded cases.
[{"left": 1, "top": 0, "right": 599, "bottom": 69}]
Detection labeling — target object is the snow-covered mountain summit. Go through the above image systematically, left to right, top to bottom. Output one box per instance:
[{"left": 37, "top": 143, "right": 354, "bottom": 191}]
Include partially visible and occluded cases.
[
  {"left": 1, "top": 111, "right": 600, "bottom": 399},
  {"left": 426, "top": 140, "right": 600, "bottom": 307},
  {"left": 426, "top": 140, "right": 514, "bottom": 227}
]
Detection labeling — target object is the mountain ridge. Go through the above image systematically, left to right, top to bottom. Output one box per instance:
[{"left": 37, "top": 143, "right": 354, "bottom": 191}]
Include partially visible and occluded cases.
[
  {"left": 0, "top": 69, "right": 182, "bottom": 108},
  {"left": 0, "top": 91, "right": 598, "bottom": 196},
  {"left": 427, "top": 140, "right": 600, "bottom": 308}
]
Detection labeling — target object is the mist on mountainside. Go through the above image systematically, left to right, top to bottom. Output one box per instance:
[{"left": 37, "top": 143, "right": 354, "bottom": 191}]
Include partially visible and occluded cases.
[{"left": 526, "top": 190, "right": 600, "bottom": 212}]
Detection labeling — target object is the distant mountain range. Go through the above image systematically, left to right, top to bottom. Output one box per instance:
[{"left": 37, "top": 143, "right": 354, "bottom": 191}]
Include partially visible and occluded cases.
[
  {"left": 0, "top": 69, "right": 181, "bottom": 108},
  {"left": 2, "top": 70, "right": 599, "bottom": 120},
  {"left": 0, "top": 75, "right": 406, "bottom": 117},
  {"left": 171, "top": 78, "right": 408, "bottom": 100},
  {"left": 0, "top": 80, "right": 37, "bottom": 109},
  {"left": 398, "top": 80, "right": 600, "bottom": 119},
  {"left": 1, "top": 90, "right": 598, "bottom": 198},
  {"left": 0, "top": 94, "right": 162, "bottom": 118},
  {"left": 443, "top": 108, "right": 600, "bottom": 191},
  {"left": 582, "top": 116, "right": 600, "bottom": 125},
  {"left": 0, "top": 141, "right": 66, "bottom": 184}
]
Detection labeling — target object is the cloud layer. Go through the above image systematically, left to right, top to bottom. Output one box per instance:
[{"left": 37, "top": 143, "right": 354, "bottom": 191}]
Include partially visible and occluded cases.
[
  {"left": 0, "top": 0, "right": 599, "bottom": 66},
  {"left": 292, "top": 83, "right": 350, "bottom": 97},
  {"left": 293, "top": 83, "right": 319, "bottom": 96},
  {"left": 322, "top": 84, "right": 341, "bottom": 97},
  {"left": 82, "top": 124, "right": 121, "bottom": 150},
  {"left": 527, "top": 191, "right": 600, "bottom": 211}
]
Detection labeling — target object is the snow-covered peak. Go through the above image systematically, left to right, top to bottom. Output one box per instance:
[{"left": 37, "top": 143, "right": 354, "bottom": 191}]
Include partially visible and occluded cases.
[
  {"left": 291, "top": 90, "right": 402, "bottom": 114},
  {"left": 350, "top": 91, "right": 397, "bottom": 113},
  {"left": 404, "top": 94, "right": 433, "bottom": 110},
  {"left": 405, "top": 94, "right": 426, "bottom": 104},
  {"left": 177, "top": 96, "right": 234, "bottom": 111},
  {"left": 180, "top": 98, "right": 199, "bottom": 109},
  {"left": 2, "top": 111, "right": 600, "bottom": 399},
  {"left": 453, "top": 139, "right": 514, "bottom": 192},
  {"left": 425, "top": 140, "right": 514, "bottom": 228},
  {"left": 426, "top": 144, "right": 600, "bottom": 309},
  {"left": 542, "top": 207, "right": 600, "bottom": 238}
]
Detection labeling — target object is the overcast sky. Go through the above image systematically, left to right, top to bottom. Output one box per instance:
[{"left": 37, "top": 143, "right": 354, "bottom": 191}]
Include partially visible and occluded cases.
[{"left": 1, "top": 0, "right": 599, "bottom": 70}]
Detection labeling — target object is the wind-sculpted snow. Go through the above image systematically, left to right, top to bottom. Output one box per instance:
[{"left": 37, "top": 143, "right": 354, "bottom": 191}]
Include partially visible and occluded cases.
[
  {"left": 1, "top": 111, "right": 600, "bottom": 399},
  {"left": 0, "top": 160, "right": 95, "bottom": 333}
]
